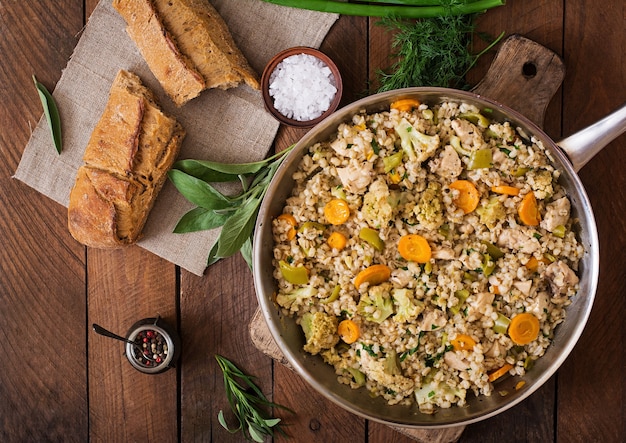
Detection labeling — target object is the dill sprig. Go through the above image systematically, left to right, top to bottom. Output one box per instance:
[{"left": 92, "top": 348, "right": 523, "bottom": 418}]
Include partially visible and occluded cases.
[
  {"left": 377, "top": 2, "right": 504, "bottom": 91},
  {"left": 216, "top": 355, "right": 293, "bottom": 442}
]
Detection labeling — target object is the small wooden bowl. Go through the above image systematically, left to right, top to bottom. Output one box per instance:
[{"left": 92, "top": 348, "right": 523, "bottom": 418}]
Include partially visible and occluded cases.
[{"left": 261, "top": 47, "right": 343, "bottom": 128}]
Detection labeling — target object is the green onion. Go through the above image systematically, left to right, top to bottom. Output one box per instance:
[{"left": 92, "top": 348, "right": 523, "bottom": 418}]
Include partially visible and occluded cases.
[
  {"left": 262, "top": 0, "right": 505, "bottom": 18},
  {"left": 468, "top": 148, "right": 493, "bottom": 170},
  {"left": 552, "top": 225, "right": 566, "bottom": 238},
  {"left": 493, "top": 313, "right": 511, "bottom": 334}
]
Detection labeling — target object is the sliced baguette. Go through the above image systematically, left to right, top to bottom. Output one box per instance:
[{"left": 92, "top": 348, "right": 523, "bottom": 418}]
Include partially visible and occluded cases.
[
  {"left": 114, "top": 0, "right": 259, "bottom": 106},
  {"left": 68, "top": 70, "right": 185, "bottom": 248}
]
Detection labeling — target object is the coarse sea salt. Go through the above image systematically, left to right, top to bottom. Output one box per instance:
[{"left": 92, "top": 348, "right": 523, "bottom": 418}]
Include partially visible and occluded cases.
[{"left": 269, "top": 53, "right": 337, "bottom": 122}]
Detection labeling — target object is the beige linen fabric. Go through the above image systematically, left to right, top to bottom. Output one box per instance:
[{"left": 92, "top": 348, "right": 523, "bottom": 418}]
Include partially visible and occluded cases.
[{"left": 15, "top": 0, "right": 338, "bottom": 275}]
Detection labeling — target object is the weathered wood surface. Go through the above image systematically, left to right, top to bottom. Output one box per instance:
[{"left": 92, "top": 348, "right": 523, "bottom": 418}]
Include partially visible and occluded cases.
[{"left": 0, "top": 1, "right": 623, "bottom": 442}]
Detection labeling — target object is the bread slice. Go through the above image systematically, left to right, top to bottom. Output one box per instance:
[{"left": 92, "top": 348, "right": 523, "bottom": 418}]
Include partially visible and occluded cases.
[
  {"left": 113, "top": 0, "right": 259, "bottom": 106},
  {"left": 113, "top": 0, "right": 206, "bottom": 106},
  {"left": 68, "top": 70, "right": 185, "bottom": 248}
]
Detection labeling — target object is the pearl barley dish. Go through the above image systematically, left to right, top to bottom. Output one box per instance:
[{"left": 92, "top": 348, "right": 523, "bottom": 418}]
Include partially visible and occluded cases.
[{"left": 271, "top": 100, "right": 584, "bottom": 414}]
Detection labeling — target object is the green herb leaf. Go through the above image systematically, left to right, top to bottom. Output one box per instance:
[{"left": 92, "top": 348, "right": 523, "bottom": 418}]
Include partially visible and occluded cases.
[
  {"left": 377, "top": 3, "right": 504, "bottom": 91},
  {"left": 33, "top": 75, "right": 62, "bottom": 154},
  {"left": 169, "top": 145, "right": 295, "bottom": 267},
  {"left": 168, "top": 169, "right": 233, "bottom": 210},
  {"left": 215, "top": 196, "right": 261, "bottom": 258},
  {"left": 173, "top": 207, "right": 230, "bottom": 233},
  {"left": 240, "top": 236, "right": 254, "bottom": 272},
  {"left": 215, "top": 355, "right": 292, "bottom": 442}
]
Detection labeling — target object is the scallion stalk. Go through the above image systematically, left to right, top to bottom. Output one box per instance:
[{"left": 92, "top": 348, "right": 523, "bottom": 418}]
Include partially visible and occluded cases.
[{"left": 262, "top": 0, "right": 505, "bottom": 18}]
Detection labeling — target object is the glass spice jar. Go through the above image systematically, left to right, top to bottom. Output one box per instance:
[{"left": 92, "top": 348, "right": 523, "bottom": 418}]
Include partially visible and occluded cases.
[{"left": 124, "top": 317, "right": 180, "bottom": 374}]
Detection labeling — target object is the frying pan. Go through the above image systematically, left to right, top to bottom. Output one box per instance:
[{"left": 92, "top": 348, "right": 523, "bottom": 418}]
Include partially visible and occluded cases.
[{"left": 252, "top": 35, "right": 626, "bottom": 427}]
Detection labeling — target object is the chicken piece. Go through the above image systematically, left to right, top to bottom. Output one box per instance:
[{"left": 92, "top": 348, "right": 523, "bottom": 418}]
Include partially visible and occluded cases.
[
  {"left": 451, "top": 118, "right": 483, "bottom": 149},
  {"left": 430, "top": 145, "right": 462, "bottom": 179},
  {"left": 336, "top": 159, "right": 373, "bottom": 194},
  {"left": 540, "top": 197, "right": 570, "bottom": 232},
  {"left": 497, "top": 228, "right": 540, "bottom": 254},
  {"left": 431, "top": 247, "right": 455, "bottom": 260},
  {"left": 545, "top": 261, "right": 579, "bottom": 296},
  {"left": 513, "top": 280, "right": 533, "bottom": 296},
  {"left": 527, "top": 291, "right": 550, "bottom": 318},
  {"left": 466, "top": 292, "right": 495, "bottom": 321},
  {"left": 419, "top": 309, "right": 447, "bottom": 331},
  {"left": 485, "top": 341, "right": 504, "bottom": 358},
  {"left": 444, "top": 352, "right": 471, "bottom": 371}
]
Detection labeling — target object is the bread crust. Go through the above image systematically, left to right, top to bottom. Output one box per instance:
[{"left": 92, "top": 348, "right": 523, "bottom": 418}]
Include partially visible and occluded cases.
[
  {"left": 114, "top": 0, "right": 259, "bottom": 106},
  {"left": 68, "top": 70, "right": 185, "bottom": 248}
]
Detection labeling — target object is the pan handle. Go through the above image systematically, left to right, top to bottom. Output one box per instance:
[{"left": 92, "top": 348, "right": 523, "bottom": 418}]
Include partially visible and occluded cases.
[{"left": 557, "top": 104, "right": 626, "bottom": 172}]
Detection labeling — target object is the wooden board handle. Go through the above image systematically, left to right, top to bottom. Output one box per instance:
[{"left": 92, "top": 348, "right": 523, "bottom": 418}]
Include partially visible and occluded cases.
[{"left": 473, "top": 34, "right": 565, "bottom": 128}]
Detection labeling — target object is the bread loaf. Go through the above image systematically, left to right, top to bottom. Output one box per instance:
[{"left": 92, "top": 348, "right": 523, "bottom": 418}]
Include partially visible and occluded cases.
[
  {"left": 113, "top": 0, "right": 260, "bottom": 107},
  {"left": 68, "top": 70, "right": 185, "bottom": 248}
]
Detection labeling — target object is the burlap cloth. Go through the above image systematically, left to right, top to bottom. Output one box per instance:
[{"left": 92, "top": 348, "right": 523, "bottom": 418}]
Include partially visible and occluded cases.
[{"left": 15, "top": 0, "right": 338, "bottom": 276}]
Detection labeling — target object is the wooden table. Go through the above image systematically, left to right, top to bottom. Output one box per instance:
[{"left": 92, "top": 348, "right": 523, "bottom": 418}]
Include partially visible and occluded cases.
[{"left": 1, "top": 1, "right": 624, "bottom": 442}]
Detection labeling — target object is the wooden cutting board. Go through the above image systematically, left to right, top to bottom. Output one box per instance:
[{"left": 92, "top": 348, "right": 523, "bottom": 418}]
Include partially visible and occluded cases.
[{"left": 248, "top": 34, "right": 565, "bottom": 441}]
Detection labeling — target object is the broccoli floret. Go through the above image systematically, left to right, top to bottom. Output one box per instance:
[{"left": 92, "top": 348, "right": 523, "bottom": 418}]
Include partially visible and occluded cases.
[
  {"left": 394, "top": 118, "right": 440, "bottom": 163},
  {"left": 528, "top": 169, "right": 554, "bottom": 199},
  {"left": 362, "top": 178, "right": 393, "bottom": 229},
  {"left": 413, "top": 182, "right": 444, "bottom": 231},
  {"left": 476, "top": 196, "right": 506, "bottom": 230},
  {"left": 357, "top": 284, "right": 394, "bottom": 323},
  {"left": 276, "top": 286, "right": 318, "bottom": 311},
  {"left": 391, "top": 288, "right": 425, "bottom": 323},
  {"left": 300, "top": 311, "right": 339, "bottom": 355},
  {"left": 358, "top": 349, "right": 415, "bottom": 401},
  {"left": 415, "top": 378, "right": 467, "bottom": 413}
]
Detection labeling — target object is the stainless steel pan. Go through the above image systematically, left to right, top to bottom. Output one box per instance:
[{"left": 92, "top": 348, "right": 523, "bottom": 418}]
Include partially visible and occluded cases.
[{"left": 252, "top": 36, "right": 626, "bottom": 427}]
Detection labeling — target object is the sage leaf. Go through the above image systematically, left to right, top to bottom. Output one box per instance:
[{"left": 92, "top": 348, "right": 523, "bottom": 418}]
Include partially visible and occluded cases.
[
  {"left": 33, "top": 75, "right": 62, "bottom": 154},
  {"left": 173, "top": 157, "right": 267, "bottom": 179},
  {"left": 174, "top": 159, "right": 244, "bottom": 183},
  {"left": 168, "top": 169, "right": 232, "bottom": 210},
  {"left": 215, "top": 196, "right": 260, "bottom": 258},
  {"left": 173, "top": 207, "right": 230, "bottom": 233},
  {"left": 240, "top": 236, "right": 253, "bottom": 272},
  {"left": 207, "top": 241, "right": 222, "bottom": 266}
]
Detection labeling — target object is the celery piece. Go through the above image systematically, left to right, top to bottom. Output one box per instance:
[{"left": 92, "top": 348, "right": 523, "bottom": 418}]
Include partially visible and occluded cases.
[
  {"left": 468, "top": 148, "right": 492, "bottom": 170},
  {"left": 383, "top": 151, "right": 404, "bottom": 173},
  {"left": 359, "top": 227, "right": 385, "bottom": 252},
  {"left": 278, "top": 260, "right": 309, "bottom": 285},
  {"left": 493, "top": 313, "right": 511, "bottom": 334}
]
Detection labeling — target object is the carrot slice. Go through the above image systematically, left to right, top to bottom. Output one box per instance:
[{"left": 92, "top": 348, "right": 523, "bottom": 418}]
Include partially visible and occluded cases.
[
  {"left": 390, "top": 98, "right": 421, "bottom": 112},
  {"left": 449, "top": 180, "right": 480, "bottom": 214},
  {"left": 491, "top": 185, "right": 520, "bottom": 196},
  {"left": 518, "top": 192, "right": 541, "bottom": 226},
  {"left": 324, "top": 199, "right": 350, "bottom": 225},
  {"left": 277, "top": 213, "right": 297, "bottom": 240},
  {"left": 327, "top": 231, "right": 347, "bottom": 251},
  {"left": 398, "top": 234, "right": 432, "bottom": 263},
  {"left": 525, "top": 256, "right": 550, "bottom": 273},
  {"left": 354, "top": 264, "right": 391, "bottom": 288},
  {"left": 508, "top": 313, "right": 540, "bottom": 345},
  {"left": 338, "top": 319, "right": 360, "bottom": 344},
  {"left": 451, "top": 334, "right": 476, "bottom": 351},
  {"left": 488, "top": 363, "right": 514, "bottom": 382}
]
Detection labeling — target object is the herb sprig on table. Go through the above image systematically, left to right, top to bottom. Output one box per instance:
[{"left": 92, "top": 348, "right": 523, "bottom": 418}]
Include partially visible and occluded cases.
[
  {"left": 377, "top": 13, "right": 504, "bottom": 91},
  {"left": 167, "top": 145, "right": 294, "bottom": 269},
  {"left": 216, "top": 355, "right": 293, "bottom": 442}
]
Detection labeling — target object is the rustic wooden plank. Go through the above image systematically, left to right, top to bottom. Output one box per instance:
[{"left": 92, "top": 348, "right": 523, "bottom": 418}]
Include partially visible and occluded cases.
[
  {"left": 556, "top": 0, "right": 626, "bottom": 441},
  {"left": 0, "top": 1, "right": 88, "bottom": 441},
  {"left": 81, "top": 1, "right": 178, "bottom": 441},
  {"left": 88, "top": 247, "right": 178, "bottom": 442},
  {"left": 179, "top": 253, "right": 271, "bottom": 442}
]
